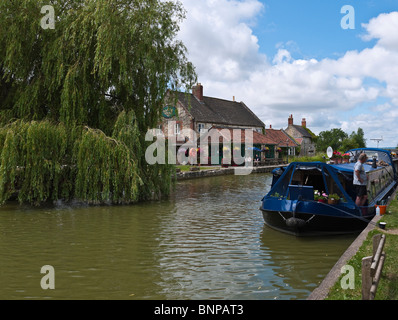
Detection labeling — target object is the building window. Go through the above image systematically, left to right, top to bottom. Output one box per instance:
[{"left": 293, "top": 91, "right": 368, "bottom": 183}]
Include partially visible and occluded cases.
[
  {"left": 175, "top": 123, "right": 180, "bottom": 135},
  {"left": 198, "top": 123, "right": 205, "bottom": 133}
]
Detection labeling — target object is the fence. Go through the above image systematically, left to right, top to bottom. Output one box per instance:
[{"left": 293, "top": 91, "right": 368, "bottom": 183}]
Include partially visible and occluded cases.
[{"left": 362, "top": 234, "right": 386, "bottom": 300}]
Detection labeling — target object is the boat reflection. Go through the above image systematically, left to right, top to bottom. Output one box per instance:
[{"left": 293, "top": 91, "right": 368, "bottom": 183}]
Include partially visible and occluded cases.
[{"left": 259, "top": 224, "right": 358, "bottom": 299}]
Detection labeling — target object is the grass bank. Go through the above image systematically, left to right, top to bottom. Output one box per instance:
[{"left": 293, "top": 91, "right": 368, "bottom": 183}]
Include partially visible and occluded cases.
[{"left": 326, "top": 197, "right": 398, "bottom": 300}]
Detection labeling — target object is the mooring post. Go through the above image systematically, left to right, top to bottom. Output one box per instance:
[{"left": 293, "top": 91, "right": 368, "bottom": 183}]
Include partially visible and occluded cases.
[
  {"left": 362, "top": 234, "right": 386, "bottom": 300},
  {"left": 362, "top": 256, "right": 372, "bottom": 300}
]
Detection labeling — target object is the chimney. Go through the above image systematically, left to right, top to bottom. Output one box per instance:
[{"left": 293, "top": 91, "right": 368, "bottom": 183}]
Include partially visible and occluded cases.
[
  {"left": 192, "top": 83, "right": 203, "bottom": 102},
  {"left": 233, "top": 96, "right": 235, "bottom": 102},
  {"left": 288, "top": 114, "right": 293, "bottom": 126},
  {"left": 302, "top": 118, "right": 307, "bottom": 127},
  {"left": 269, "top": 124, "right": 272, "bottom": 129}
]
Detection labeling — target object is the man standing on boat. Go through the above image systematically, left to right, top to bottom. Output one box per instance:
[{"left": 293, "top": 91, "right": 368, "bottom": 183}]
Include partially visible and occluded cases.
[{"left": 354, "top": 153, "right": 368, "bottom": 207}]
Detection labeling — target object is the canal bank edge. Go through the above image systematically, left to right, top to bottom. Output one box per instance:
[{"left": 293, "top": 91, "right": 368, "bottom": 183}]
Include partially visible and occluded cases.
[
  {"left": 175, "top": 165, "right": 283, "bottom": 180},
  {"left": 307, "top": 188, "right": 398, "bottom": 300}
]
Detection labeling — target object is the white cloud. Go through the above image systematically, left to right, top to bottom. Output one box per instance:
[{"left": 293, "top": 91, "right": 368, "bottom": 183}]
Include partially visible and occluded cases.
[
  {"left": 178, "top": 0, "right": 266, "bottom": 82},
  {"left": 178, "top": 1, "right": 398, "bottom": 147},
  {"left": 361, "top": 12, "right": 398, "bottom": 51},
  {"left": 272, "top": 49, "right": 292, "bottom": 64},
  {"left": 370, "top": 102, "right": 392, "bottom": 112}
]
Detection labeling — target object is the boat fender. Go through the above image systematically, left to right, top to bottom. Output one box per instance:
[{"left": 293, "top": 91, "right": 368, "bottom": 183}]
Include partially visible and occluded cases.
[
  {"left": 286, "top": 199, "right": 306, "bottom": 228},
  {"left": 286, "top": 217, "right": 306, "bottom": 228}
]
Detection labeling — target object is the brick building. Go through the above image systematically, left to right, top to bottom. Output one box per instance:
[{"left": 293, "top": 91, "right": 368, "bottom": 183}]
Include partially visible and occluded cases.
[
  {"left": 161, "top": 83, "right": 265, "bottom": 138},
  {"left": 160, "top": 84, "right": 299, "bottom": 165},
  {"left": 161, "top": 84, "right": 269, "bottom": 164},
  {"left": 284, "top": 114, "right": 316, "bottom": 156},
  {"left": 264, "top": 125, "right": 299, "bottom": 159}
]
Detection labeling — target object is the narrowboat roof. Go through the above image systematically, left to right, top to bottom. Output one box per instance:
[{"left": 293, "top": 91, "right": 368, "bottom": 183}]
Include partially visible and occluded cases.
[
  {"left": 272, "top": 147, "right": 397, "bottom": 176},
  {"left": 348, "top": 147, "right": 392, "bottom": 154},
  {"left": 346, "top": 148, "right": 394, "bottom": 165},
  {"left": 274, "top": 161, "right": 389, "bottom": 175},
  {"left": 330, "top": 162, "right": 384, "bottom": 174}
]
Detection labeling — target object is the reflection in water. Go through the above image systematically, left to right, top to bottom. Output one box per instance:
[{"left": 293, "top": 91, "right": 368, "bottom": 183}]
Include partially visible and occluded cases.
[
  {"left": 0, "top": 174, "right": 356, "bottom": 299},
  {"left": 153, "top": 175, "right": 356, "bottom": 300},
  {"left": 259, "top": 227, "right": 357, "bottom": 299}
]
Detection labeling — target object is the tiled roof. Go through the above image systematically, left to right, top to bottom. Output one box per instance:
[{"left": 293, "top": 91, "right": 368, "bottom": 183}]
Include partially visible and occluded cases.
[
  {"left": 176, "top": 92, "right": 265, "bottom": 128},
  {"left": 289, "top": 124, "right": 313, "bottom": 138},
  {"left": 199, "top": 127, "right": 278, "bottom": 145},
  {"left": 264, "top": 128, "right": 298, "bottom": 147}
]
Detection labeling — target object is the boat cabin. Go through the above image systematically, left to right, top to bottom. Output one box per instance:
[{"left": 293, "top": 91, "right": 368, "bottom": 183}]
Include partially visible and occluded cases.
[
  {"left": 262, "top": 148, "right": 397, "bottom": 236},
  {"left": 269, "top": 148, "right": 397, "bottom": 207},
  {"left": 270, "top": 162, "right": 350, "bottom": 203}
]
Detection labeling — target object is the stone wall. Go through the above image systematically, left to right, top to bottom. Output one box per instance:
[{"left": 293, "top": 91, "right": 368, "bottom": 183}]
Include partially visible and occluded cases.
[{"left": 175, "top": 165, "right": 282, "bottom": 181}]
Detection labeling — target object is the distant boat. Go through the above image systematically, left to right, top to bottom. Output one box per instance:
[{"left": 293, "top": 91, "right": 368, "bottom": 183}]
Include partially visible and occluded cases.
[{"left": 260, "top": 148, "right": 398, "bottom": 236}]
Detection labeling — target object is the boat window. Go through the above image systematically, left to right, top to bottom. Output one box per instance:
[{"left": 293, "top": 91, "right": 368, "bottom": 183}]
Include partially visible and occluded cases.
[
  {"left": 351, "top": 149, "right": 391, "bottom": 167},
  {"left": 270, "top": 165, "right": 294, "bottom": 198},
  {"left": 272, "top": 165, "right": 327, "bottom": 198},
  {"left": 367, "top": 165, "right": 394, "bottom": 202},
  {"left": 323, "top": 167, "right": 346, "bottom": 202},
  {"left": 292, "top": 168, "right": 325, "bottom": 192},
  {"left": 336, "top": 171, "right": 356, "bottom": 202}
]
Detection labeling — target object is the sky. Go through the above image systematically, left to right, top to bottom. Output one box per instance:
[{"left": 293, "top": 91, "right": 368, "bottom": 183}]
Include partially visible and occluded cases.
[{"left": 176, "top": 0, "right": 398, "bottom": 149}]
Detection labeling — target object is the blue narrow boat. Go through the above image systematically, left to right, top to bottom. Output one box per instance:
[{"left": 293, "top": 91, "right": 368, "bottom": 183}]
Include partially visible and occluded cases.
[{"left": 260, "top": 148, "right": 398, "bottom": 236}]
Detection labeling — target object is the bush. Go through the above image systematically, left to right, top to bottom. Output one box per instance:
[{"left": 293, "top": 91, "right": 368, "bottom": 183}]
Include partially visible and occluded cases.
[{"left": 288, "top": 153, "right": 328, "bottom": 163}]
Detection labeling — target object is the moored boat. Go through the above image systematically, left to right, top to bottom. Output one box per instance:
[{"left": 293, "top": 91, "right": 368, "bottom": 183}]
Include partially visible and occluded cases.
[{"left": 260, "top": 148, "right": 398, "bottom": 236}]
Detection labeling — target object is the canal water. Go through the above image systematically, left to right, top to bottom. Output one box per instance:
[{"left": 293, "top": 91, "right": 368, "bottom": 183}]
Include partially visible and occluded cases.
[{"left": 0, "top": 173, "right": 356, "bottom": 300}]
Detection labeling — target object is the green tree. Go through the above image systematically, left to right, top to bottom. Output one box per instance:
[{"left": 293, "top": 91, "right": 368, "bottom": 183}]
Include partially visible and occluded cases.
[
  {"left": 0, "top": 0, "right": 197, "bottom": 205},
  {"left": 341, "top": 127, "right": 366, "bottom": 151},
  {"left": 351, "top": 127, "right": 366, "bottom": 148},
  {"left": 316, "top": 128, "right": 348, "bottom": 152}
]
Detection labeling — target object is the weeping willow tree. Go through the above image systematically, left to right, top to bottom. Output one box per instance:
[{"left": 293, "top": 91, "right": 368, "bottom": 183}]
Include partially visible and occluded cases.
[{"left": 0, "top": 0, "right": 196, "bottom": 205}]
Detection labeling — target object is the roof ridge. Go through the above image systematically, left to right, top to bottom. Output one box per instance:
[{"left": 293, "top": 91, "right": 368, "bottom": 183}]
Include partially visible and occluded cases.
[
  {"left": 171, "top": 91, "right": 264, "bottom": 128},
  {"left": 203, "top": 95, "right": 240, "bottom": 103}
]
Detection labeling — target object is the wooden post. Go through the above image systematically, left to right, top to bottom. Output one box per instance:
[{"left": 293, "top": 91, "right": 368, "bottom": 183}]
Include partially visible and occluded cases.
[
  {"left": 362, "top": 234, "right": 386, "bottom": 300},
  {"left": 371, "top": 234, "right": 385, "bottom": 277},
  {"left": 372, "top": 234, "right": 382, "bottom": 257},
  {"left": 370, "top": 253, "right": 386, "bottom": 300},
  {"left": 362, "top": 256, "right": 372, "bottom": 300}
]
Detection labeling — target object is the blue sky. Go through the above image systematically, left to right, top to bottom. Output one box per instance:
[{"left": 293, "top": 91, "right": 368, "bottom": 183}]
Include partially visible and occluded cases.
[
  {"left": 178, "top": 0, "right": 398, "bottom": 148},
  {"left": 253, "top": 0, "right": 397, "bottom": 60}
]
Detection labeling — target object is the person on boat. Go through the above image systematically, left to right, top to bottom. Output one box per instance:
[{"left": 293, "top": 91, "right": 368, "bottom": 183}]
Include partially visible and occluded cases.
[{"left": 354, "top": 153, "right": 368, "bottom": 207}]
